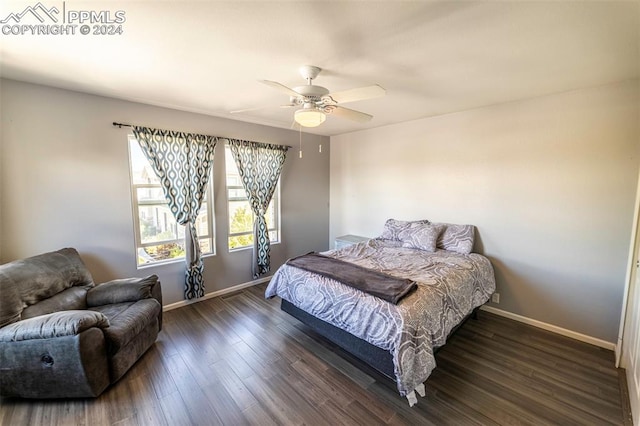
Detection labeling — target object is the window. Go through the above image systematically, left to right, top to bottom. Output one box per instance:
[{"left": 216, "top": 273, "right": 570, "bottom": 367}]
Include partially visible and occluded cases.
[
  {"left": 128, "top": 137, "right": 215, "bottom": 266},
  {"left": 225, "top": 145, "right": 280, "bottom": 250}
]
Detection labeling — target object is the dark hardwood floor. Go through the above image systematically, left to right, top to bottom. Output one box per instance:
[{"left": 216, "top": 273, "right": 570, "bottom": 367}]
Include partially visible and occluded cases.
[{"left": 0, "top": 283, "right": 633, "bottom": 425}]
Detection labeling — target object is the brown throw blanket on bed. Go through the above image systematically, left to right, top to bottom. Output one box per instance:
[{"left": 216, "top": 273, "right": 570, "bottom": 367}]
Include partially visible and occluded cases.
[{"left": 286, "top": 252, "right": 416, "bottom": 304}]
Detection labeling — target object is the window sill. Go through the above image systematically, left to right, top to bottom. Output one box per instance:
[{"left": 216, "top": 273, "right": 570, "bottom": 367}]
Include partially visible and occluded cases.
[
  {"left": 228, "top": 240, "right": 280, "bottom": 253},
  {"left": 136, "top": 252, "right": 216, "bottom": 270}
]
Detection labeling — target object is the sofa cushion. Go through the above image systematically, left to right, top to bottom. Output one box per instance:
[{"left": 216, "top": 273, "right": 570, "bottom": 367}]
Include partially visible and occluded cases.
[
  {"left": 0, "top": 248, "right": 94, "bottom": 308},
  {"left": 0, "top": 272, "right": 22, "bottom": 327},
  {"left": 86, "top": 275, "right": 157, "bottom": 307},
  {"left": 21, "top": 286, "right": 92, "bottom": 320},
  {"left": 90, "top": 299, "right": 161, "bottom": 355},
  {"left": 0, "top": 310, "right": 109, "bottom": 342},
  {"left": 109, "top": 318, "right": 159, "bottom": 383}
]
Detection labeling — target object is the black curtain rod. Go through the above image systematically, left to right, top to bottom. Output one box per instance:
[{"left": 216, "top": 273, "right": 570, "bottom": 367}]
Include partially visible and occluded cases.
[{"left": 112, "top": 122, "right": 292, "bottom": 149}]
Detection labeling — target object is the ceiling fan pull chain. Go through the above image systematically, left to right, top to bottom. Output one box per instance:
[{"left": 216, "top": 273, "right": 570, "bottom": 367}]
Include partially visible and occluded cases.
[{"left": 299, "top": 125, "right": 303, "bottom": 159}]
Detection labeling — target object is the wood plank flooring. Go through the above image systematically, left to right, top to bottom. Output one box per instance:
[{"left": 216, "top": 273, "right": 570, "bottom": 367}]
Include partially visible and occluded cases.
[{"left": 0, "top": 283, "right": 633, "bottom": 425}]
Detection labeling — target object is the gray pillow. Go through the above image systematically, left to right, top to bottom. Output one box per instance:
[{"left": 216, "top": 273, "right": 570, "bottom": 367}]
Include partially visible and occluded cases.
[
  {"left": 380, "top": 219, "right": 430, "bottom": 241},
  {"left": 400, "top": 223, "right": 442, "bottom": 252},
  {"left": 432, "top": 223, "right": 475, "bottom": 254}
]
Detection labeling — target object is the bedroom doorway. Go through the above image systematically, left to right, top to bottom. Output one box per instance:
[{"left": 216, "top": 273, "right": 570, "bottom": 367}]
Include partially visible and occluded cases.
[
  {"left": 618, "top": 170, "right": 640, "bottom": 425},
  {"left": 623, "top": 258, "right": 639, "bottom": 424}
]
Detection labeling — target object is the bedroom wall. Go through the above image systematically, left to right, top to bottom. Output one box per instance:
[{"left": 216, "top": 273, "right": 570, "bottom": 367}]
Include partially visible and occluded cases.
[
  {"left": 0, "top": 79, "right": 330, "bottom": 306},
  {"left": 330, "top": 79, "right": 640, "bottom": 344}
]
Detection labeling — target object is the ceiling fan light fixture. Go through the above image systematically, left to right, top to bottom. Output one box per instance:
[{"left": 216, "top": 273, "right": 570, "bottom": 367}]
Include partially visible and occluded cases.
[{"left": 294, "top": 108, "right": 326, "bottom": 127}]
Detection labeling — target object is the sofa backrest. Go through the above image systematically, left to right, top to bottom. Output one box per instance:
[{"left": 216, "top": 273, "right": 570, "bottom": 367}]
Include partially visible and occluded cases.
[{"left": 0, "top": 248, "right": 95, "bottom": 326}]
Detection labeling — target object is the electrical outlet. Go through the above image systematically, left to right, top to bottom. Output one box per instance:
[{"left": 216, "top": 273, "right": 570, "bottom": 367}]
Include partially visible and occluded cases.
[{"left": 491, "top": 293, "right": 500, "bottom": 304}]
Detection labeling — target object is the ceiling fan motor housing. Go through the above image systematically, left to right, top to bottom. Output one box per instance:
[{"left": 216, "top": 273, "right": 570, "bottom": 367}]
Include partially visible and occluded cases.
[
  {"left": 295, "top": 65, "right": 330, "bottom": 103},
  {"left": 299, "top": 65, "right": 322, "bottom": 81},
  {"left": 293, "top": 85, "right": 330, "bottom": 98}
]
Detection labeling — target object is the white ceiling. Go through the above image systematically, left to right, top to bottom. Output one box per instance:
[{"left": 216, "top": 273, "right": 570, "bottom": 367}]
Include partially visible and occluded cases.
[{"left": 1, "top": 1, "right": 638, "bottom": 136}]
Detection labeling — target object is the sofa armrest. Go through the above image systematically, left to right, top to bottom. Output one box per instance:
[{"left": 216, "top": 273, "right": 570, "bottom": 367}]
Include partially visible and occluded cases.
[
  {"left": 87, "top": 275, "right": 158, "bottom": 307},
  {"left": 0, "top": 310, "right": 109, "bottom": 342}
]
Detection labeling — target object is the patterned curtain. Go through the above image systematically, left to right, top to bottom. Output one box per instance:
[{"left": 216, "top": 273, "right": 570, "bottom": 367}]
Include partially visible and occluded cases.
[
  {"left": 133, "top": 126, "right": 218, "bottom": 299},
  {"left": 228, "top": 139, "right": 288, "bottom": 278}
]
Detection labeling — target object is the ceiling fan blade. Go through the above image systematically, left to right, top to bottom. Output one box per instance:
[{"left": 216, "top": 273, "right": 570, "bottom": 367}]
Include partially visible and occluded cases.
[
  {"left": 259, "top": 80, "right": 301, "bottom": 98},
  {"left": 327, "top": 85, "right": 385, "bottom": 104},
  {"left": 230, "top": 104, "right": 295, "bottom": 114},
  {"left": 230, "top": 106, "right": 270, "bottom": 114},
  {"left": 329, "top": 106, "right": 373, "bottom": 123}
]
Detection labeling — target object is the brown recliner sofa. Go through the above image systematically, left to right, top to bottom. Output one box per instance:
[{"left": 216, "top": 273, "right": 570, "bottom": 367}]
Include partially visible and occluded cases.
[{"left": 0, "top": 248, "right": 162, "bottom": 398}]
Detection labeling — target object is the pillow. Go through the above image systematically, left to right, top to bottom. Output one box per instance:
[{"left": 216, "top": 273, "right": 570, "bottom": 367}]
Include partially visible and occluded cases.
[
  {"left": 380, "top": 219, "right": 430, "bottom": 241},
  {"left": 399, "top": 223, "right": 441, "bottom": 252},
  {"left": 433, "top": 223, "right": 475, "bottom": 254}
]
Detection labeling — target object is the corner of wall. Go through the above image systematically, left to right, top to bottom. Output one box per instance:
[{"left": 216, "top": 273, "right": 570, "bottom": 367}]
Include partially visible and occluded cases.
[{"left": 0, "top": 78, "right": 5, "bottom": 262}]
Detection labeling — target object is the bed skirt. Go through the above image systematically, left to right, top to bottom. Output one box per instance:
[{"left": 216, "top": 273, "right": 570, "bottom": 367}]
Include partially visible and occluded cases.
[
  {"left": 281, "top": 298, "right": 480, "bottom": 386},
  {"left": 281, "top": 299, "right": 396, "bottom": 379}
]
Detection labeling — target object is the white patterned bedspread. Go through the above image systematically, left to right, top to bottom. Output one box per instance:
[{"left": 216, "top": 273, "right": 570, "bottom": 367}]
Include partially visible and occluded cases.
[{"left": 265, "top": 238, "right": 496, "bottom": 397}]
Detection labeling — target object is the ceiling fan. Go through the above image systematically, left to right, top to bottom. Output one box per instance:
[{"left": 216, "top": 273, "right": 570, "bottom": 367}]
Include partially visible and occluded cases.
[{"left": 231, "top": 65, "right": 386, "bottom": 128}]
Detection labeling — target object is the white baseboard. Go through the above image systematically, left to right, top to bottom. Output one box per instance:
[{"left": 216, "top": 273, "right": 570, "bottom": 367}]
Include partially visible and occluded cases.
[
  {"left": 162, "top": 275, "right": 272, "bottom": 312},
  {"left": 480, "top": 305, "right": 616, "bottom": 351},
  {"left": 615, "top": 337, "right": 623, "bottom": 368},
  {"left": 626, "top": 362, "right": 639, "bottom": 426}
]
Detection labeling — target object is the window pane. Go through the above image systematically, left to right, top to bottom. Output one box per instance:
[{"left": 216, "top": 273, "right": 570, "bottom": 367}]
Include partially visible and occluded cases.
[
  {"left": 130, "top": 142, "right": 160, "bottom": 185},
  {"left": 225, "top": 147, "right": 239, "bottom": 174},
  {"left": 137, "top": 187, "right": 166, "bottom": 203},
  {"left": 228, "top": 187, "right": 247, "bottom": 199},
  {"left": 266, "top": 199, "right": 275, "bottom": 229},
  {"left": 229, "top": 200, "right": 253, "bottom": 234},
  {"left": 196, "top": 203, "right": 209, "bottom": 236},
  {"left": 139, "top": 205, "right": 179, "bottom": 244},
  {"left": 177, "top": 223, "right": 185, "bottom": 239},
  {"left": 229, "top": 233, "right": 253, "bottom": 250},
  {"left": 199, "top": 238, "right": 212, "bottom": 254},
  {"left": 138, "top": 242, "right": 185, "bottom": 265}
]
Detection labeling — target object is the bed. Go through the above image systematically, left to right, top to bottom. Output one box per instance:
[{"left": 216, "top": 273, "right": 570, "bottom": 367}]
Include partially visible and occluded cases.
[{"left": 265, "top": 219, "right": 496, "bottom": 406}]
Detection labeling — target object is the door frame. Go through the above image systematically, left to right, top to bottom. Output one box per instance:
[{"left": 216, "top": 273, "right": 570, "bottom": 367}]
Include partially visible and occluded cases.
[{"left": 616, "top": 166, "right": 640, "bottom": 366}]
